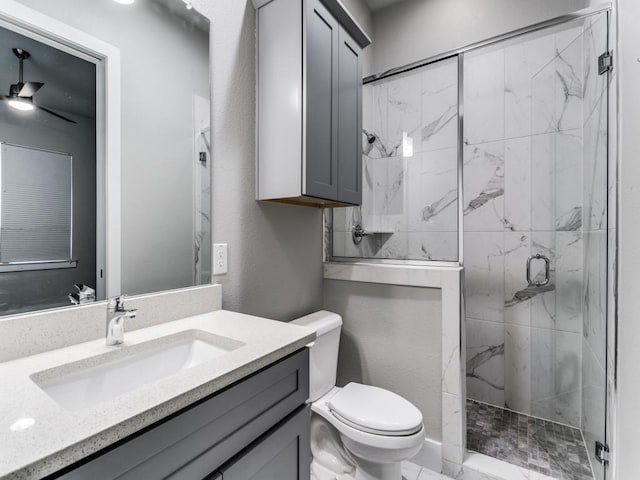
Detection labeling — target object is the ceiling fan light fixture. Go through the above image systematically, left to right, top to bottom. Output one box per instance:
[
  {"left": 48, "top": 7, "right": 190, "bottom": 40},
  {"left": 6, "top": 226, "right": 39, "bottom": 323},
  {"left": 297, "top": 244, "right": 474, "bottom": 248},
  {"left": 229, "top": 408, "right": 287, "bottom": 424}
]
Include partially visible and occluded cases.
[
  {"left": 112, "top": 0, "right": 135, "bottom": 4},
  {"left": 7, "top": 97, "right": 34, "bottom": 111}
]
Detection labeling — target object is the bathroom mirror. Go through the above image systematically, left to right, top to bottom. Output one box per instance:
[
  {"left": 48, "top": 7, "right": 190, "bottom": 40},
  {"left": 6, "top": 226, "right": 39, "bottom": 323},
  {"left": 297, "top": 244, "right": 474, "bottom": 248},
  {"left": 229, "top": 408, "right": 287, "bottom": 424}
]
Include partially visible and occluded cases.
[{"left": 0, "top": 0, "right": 211, "bottom": 316}]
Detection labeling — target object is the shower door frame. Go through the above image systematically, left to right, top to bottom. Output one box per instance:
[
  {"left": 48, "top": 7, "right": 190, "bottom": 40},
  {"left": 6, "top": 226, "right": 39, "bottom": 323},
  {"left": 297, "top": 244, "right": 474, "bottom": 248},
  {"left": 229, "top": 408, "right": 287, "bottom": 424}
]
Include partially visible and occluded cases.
[{"left": 325, "top": 2, "right": 617, "bottom": 477}]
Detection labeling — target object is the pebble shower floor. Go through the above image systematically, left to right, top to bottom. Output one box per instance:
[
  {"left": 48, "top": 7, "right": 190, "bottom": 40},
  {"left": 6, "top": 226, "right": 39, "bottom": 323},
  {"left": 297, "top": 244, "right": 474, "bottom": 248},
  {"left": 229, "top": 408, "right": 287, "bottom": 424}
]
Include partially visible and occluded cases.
[{"left": 466, "top": 399, "right": 594, "bottom": 480}]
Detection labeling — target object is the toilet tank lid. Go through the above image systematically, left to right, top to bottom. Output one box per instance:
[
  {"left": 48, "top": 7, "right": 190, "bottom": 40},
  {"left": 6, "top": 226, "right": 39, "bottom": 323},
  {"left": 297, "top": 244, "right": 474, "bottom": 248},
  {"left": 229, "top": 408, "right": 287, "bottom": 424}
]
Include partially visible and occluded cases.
[{"left": 291, "top": 310, "right": 342, "bottom": 336}]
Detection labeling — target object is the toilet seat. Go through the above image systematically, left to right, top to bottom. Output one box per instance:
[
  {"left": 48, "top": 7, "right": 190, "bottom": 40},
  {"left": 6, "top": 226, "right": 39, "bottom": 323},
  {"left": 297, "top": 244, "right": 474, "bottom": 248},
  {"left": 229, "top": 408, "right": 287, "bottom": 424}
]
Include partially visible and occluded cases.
[
  {"left": 328, "top": 383, "right": 423, "bottom": 436},
  {"left": 311, "top": 386, "right": 425, "bottom": 451},
  {"left": 331, "top": 411, "right": 422, "bottom": 436}
]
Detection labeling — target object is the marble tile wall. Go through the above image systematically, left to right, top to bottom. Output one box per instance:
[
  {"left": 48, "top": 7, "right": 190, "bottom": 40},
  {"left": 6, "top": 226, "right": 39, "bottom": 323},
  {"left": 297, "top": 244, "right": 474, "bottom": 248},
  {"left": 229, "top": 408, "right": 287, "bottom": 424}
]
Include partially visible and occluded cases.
[
  {"left": 463, "top": 18, "right": 611, "bottom": 431},
  {"left": 332, "top": 57, "right": 459, "bottom": 262},
  {"left": 193, "top": 94, "right": 211, "bottom": 285}
]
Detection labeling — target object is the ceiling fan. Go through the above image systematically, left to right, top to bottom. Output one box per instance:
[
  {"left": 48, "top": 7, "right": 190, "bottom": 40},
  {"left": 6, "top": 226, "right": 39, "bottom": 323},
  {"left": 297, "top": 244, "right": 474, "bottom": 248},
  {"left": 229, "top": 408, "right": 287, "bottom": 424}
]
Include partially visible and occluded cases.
[{"left": 0, "top": 48, "right": 76, "bottom": 124}]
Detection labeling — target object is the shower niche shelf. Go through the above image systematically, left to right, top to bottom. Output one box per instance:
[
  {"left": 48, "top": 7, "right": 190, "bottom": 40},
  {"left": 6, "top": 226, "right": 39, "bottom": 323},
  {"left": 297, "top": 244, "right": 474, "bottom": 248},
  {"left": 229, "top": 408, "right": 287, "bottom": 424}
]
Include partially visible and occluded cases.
[{"left": 351, "top": 223, "right": 394, "bottom": 245}]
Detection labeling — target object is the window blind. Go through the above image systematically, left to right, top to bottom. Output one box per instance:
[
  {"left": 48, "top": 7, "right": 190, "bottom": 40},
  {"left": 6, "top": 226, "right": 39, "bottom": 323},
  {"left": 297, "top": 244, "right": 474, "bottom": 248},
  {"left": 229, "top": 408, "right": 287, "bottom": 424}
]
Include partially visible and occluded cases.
[{"left": 0, "top": 143, "right": 72, "bottom": 264}]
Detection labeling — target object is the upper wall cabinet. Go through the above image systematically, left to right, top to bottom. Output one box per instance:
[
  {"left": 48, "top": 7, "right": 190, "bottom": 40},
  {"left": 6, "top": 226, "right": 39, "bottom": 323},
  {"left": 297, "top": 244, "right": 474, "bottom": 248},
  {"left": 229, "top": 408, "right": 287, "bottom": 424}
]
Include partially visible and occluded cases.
[{"left": 253, "top": 0, "right": 371, "bottom": 208}]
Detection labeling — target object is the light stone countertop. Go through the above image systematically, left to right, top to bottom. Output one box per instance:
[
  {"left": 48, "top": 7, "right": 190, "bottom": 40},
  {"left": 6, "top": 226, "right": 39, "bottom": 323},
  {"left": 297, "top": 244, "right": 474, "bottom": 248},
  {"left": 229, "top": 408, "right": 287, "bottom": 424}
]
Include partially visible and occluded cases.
[{"left": 0, "top": 310, "right": 315, "bottom": 479}]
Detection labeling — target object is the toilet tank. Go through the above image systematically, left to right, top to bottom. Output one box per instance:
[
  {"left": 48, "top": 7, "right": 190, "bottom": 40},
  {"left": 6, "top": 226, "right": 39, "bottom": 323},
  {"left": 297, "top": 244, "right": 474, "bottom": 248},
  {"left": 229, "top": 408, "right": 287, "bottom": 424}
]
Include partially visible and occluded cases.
[{"left": 291, "top": 311, "right": 342, "bottom": 402}]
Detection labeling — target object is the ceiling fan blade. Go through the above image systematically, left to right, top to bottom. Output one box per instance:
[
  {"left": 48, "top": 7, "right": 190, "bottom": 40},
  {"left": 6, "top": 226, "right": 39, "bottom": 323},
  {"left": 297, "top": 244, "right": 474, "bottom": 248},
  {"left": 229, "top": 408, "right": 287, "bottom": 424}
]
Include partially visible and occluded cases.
[
  {"left": 18, "top": 82, "right": 44, "bottom": 98},
  {"left": 35, "top": 105, "right": 77, "bottom": 124}
]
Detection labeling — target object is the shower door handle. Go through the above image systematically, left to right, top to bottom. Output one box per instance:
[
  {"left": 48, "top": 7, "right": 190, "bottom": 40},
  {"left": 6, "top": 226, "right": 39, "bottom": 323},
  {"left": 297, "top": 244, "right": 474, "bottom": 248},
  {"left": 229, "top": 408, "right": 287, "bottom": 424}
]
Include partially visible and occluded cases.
[{"left": 526, "top": 254, "right": 550, "bottom": 287}]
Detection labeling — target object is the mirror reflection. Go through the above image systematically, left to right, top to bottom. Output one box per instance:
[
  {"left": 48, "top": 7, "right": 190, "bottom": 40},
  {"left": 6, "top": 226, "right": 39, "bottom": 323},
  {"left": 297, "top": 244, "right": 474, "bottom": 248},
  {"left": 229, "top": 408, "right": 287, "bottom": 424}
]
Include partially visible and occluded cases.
[{"left": 0, "top": 0, "right": 211, "bottom": 316}]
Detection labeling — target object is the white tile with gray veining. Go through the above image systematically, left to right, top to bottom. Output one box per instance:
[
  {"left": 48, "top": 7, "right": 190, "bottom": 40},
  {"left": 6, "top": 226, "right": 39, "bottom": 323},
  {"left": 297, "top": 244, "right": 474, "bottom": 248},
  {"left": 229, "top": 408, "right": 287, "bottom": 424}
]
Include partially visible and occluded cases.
[
  {"left": 582, "top": 14, "right": 608, "bottom": 125},
  {"left": 553, "top": 31, "right": 583, "bottom": 133},
  {"left": 505, "top": 33, "right": 555, "bottom": 139},
  {"left": 464, "top": 48, "right": 505, "bottom": 145},
  {"left": 421, "top": 58, "right": 459, "bottom": 152},
  {"left": 388, "top": 73, "right": 422, "bottom": 158},
  {"left": 583, "top": 95, "right": 608, "bottom": 232},
  {"left": 556, "top": 130, "right": 583, "bottom": 231},
  {"left": 530, "top": 133, "right": 556, "bottom": 231},
  {"left": 504, "top": 137, "right": 531, "bottom": 232},
  {"left": 463, "top": 142, "right": 505, "bottom": 232},
  {"left": 407, "top": 149, "right": 458, "bottom": 233},
  {"left": 378, "top": 156, "right": 407, "bottom": 233},
  {"left": 408, "top": 231, "right": 459, "bottom": 262},
  {"left": 529, "top": 231, "right": 556, "bottom": 330},
  {"left": 555, "top": 231, "right": 583, "bottom": 333},
  {"left": 583, "top": 231, "right": 607, "bottom": 369},
  {"left": 464, "top": 232, "right": 505, "bottom": 322},
  {"left": 504, "top": 232, "right": 532, "bottom": 326},
  {"left": 466, "top": 318, "right": 505, "bottom": 406},
  {"left": 504, "top": 323, "right": 531, "bottom": 413},
  {"left": 530, "top": 327, "right": 582, "bottom": 427},
  {"left": 581, "top": 336, "right": 606, "bottom": 480}
]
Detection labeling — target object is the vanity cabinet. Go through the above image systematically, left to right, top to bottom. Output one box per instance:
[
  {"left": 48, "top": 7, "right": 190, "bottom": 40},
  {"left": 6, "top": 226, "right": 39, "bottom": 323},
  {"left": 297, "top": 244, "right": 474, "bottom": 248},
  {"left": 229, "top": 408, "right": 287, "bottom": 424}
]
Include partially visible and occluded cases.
[
  {"left": 253, "top": 0, "right": 371, "bottom": 208},
  {"left": 51, "top": 349, "right": 310, "bottom": 480},
  {"left": 216, "top": 406, "right": 310, "bottom": 479}
]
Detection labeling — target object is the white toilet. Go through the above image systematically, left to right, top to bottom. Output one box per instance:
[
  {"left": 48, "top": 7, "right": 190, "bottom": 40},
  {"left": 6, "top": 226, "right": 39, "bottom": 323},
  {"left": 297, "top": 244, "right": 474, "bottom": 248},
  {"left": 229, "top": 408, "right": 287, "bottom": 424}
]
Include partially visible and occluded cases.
[{"left": 292, "top": 311, "right": 425, "bottom": 480}]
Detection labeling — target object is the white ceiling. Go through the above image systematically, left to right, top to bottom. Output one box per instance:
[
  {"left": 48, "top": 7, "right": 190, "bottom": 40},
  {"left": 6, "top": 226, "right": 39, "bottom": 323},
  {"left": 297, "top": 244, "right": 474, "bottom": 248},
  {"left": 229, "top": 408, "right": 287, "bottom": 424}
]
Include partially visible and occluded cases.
[
  {"left": 364, "top": 0, "right": 408, "bottom": 12},
  {"left": 0, "top": 25, "right": 96, "bottom": 120}
]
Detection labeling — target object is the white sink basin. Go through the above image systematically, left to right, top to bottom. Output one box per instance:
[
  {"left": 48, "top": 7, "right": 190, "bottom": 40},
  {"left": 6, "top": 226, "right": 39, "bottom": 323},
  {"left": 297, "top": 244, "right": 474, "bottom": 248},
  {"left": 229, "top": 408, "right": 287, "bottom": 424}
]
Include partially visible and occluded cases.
[{"left": 30, "top": 330, "right": 245, "bottom": 411}]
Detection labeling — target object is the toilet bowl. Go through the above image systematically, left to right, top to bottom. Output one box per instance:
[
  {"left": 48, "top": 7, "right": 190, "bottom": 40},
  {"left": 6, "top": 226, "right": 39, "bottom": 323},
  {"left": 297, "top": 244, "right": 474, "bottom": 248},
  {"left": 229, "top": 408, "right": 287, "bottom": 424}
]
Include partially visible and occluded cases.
[{"left": 292, "top": 311, "right": 425, "bottom": 480}]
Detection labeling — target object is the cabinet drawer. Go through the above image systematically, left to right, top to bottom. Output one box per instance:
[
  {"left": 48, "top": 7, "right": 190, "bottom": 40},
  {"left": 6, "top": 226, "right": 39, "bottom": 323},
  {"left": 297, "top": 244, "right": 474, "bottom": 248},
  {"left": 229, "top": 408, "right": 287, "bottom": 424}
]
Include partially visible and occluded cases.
[
  {"left": 53, "top": 349, "right": 309, "bottom": 479},
  {"left": 215, "top": 406, "right": 310, "bottom": 480}
]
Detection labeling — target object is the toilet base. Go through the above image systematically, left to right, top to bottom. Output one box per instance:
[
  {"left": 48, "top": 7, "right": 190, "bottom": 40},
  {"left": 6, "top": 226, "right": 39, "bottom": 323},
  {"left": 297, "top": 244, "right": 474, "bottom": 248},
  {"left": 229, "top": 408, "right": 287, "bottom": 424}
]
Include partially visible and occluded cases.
[
  {"left": 353, "top": 459, "right": 402, "bottom": 480},
  {"left": 311, "top": 460, "right": 355, "bottom": 480}
]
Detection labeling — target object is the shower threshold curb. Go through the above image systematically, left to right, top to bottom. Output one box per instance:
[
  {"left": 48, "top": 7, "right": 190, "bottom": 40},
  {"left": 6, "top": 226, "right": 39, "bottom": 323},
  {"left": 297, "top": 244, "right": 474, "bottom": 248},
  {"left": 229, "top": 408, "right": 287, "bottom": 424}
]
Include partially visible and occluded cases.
[{"left": 460, "top": 452, "right": 558, "bottom": 480}]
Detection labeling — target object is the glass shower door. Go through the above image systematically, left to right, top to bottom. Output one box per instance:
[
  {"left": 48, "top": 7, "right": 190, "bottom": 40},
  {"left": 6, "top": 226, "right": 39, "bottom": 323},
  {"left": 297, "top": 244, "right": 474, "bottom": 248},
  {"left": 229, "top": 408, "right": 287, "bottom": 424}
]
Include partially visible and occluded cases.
[{"left": 528, "top": 12, "right": 609, "bottom": 480}]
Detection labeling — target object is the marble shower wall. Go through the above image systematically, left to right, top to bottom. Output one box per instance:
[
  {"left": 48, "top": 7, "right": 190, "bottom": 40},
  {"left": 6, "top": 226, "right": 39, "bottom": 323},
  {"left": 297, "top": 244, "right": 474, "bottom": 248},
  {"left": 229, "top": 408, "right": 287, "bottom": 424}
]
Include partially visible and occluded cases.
[
  {"left": 464, "top": 17, "right": 609, "bottom": 430},
  {"left": 332, "top": 57, "right": 459, "bottom": 262},
  {"left": 193, "top": 94, "right": 211, "bottom": 285}
]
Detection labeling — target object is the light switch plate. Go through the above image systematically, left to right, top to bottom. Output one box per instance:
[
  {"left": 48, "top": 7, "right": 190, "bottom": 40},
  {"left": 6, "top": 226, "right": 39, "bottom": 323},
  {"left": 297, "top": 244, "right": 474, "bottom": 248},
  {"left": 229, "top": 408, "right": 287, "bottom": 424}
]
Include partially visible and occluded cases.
[{"left": 213, "top": 243, "right": 228, "bottom": 275}]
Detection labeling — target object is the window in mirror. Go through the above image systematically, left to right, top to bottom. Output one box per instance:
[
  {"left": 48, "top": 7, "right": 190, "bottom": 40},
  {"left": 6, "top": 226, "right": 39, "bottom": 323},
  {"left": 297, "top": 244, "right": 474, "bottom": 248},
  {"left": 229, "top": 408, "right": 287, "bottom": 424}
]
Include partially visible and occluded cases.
[{"left": 0, "top": 144, "right": 74, "bottom": 268}]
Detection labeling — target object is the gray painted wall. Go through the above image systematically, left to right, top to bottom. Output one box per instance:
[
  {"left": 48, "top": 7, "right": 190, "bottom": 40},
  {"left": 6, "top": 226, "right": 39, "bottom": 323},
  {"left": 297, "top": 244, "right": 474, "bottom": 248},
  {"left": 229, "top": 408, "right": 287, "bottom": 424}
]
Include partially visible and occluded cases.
[
  {"left": 16, "top": 0, "right": 210, "bottom": 296},
  {"left": 190, "top": 0, "right": 325, "bottom": 321},
  {"left": 340, "top": 0, "right": 374, "bottom": 76},
  {"left": 370, "top": 0, "right": 589, "bottom": 75},
  {"left": 615, "top": 0, "right": 639, "bottom": 476},
  {"left": 323, "top": 279, "right": 443, "bottom": 441}
]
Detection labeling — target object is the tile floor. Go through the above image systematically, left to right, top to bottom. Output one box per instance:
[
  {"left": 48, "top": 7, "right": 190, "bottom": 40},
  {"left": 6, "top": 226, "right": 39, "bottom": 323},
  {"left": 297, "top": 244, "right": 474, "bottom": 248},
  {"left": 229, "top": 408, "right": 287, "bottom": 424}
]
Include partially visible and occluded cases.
[
  {"left": 466, "top": 399, "right": 594, "bottom": 480},
  {"left": 402, "top": 461, "right": 452, "bottom": 480}
]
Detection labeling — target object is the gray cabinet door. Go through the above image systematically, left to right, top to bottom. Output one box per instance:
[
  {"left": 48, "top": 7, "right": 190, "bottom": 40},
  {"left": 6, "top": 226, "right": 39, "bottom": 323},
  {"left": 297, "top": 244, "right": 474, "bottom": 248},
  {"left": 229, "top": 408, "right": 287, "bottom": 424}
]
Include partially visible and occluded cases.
[
  {"left": 305, "top": 0, "right": 339, "bottom": 201},
  {"left": 337, "top": 26, "right": 362, "bottom": 205},
  {"left": 219, "top": 406, "right": 311, "bottom": 480}
]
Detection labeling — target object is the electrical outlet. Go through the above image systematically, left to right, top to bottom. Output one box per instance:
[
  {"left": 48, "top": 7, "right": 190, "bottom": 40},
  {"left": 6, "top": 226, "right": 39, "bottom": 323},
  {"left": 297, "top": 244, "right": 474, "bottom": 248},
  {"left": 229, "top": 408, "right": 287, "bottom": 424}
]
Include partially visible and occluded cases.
[{"left": 213, "top": 243, "right": 228, "bottom": 275}]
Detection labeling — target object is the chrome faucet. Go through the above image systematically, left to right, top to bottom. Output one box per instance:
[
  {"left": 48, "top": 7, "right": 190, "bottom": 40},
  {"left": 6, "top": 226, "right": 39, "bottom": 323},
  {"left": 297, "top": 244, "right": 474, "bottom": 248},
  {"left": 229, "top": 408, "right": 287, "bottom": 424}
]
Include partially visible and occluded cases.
[{"left": 106, "top": 296, "right": 137, "bottom": 346}]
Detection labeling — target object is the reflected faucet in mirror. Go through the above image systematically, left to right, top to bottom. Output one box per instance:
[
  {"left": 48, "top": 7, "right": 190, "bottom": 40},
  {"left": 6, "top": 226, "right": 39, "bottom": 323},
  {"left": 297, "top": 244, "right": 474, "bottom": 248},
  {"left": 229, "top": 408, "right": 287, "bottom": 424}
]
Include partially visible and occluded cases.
[
  {"left": 68, "top": 284, "right": 96, "bottom": 305},
  {"left": 106, "top": 296, "right": 137, "bottom": 347}
]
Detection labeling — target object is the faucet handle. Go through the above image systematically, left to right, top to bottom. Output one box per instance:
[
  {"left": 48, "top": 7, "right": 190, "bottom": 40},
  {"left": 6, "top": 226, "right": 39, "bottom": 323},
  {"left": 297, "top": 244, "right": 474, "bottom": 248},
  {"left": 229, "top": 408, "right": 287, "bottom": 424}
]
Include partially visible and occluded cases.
[{"left": 108, "top": 295, "right": 128, "bottom": 312}]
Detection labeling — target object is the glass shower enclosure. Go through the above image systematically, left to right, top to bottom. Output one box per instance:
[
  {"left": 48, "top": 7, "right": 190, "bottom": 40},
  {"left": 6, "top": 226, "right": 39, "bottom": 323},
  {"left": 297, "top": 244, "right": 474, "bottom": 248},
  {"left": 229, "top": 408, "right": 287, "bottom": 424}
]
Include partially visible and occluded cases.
[
  {"left": 329, "top": 8, "right": 613, "bottom": 480},
  {"left": 463, "top": 11, "right": 611, "bottom": 480}
]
